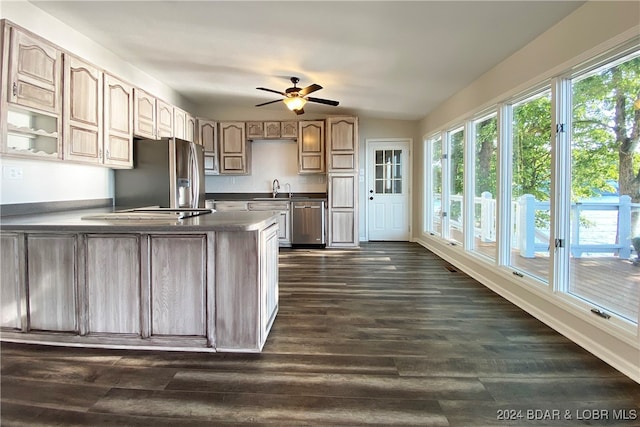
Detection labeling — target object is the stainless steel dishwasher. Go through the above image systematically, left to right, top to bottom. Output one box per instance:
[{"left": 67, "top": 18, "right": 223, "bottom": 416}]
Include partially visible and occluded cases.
[{"left": 291, "top": 200, "right": 325, "bottom": 247}]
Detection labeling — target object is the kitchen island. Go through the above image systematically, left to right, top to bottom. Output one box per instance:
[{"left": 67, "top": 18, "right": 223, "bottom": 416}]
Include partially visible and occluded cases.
[{"left": 0, "top": 208, "right": 280, "bottom": 353}]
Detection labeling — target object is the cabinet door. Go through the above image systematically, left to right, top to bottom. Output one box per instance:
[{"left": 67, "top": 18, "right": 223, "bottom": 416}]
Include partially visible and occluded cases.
[
  {"left": 8, "top": 27, "right": 62, "bottom": 114},
  {"left": 63, "top": 55, "right": 103, "bottom": 164},
  {"left": 103, "top": 74, "right": 133, "bottom": 168},
  {"left": 133, "top": 88, "right": 156, "bottom": 139},
  {"left": 156, "top": 99, "right": 174, "bottom": 138},
  {"left": 173, "top": 107, "right": 187, "bottom": 140},
  {"left": 186, "top": 114, "right": 196, "bottom": 143},
  {"left": 327, "top": 116, "right": 358, "bottom": 172},
  {"left": 199, "top": 118, "right": 219, "bottom": 175},
  {"left": 298, "top": 120, "right": 325, "bottom": 173},
  {"left": 246, "top": 121, "right": 264, "bottom": 139},
  {"left": 264, "top": 121, "right": 281, "bottom": 138},
  {"left": 281, "top": 121, "right": 298, "bottom": 138},
  {"left": 219, "top": 122, "right": 248, "bottom": 174},
  {"left": 327, "top": 173, "right": 359, "bottom": 247},
  {"left": 260, "top": 223, "right": 279, "bottom": 343},
  {"left": 1, "top": 233, "right": 25, "bottom": 329},
  {"left": 27, "top": 234, "right": 77, "bottom": 331},
  {"left": 85, "top": 235, "right": 140, "bottom": 334},
  {"left": 149, "top": 235, "right": 206, "bottom": 336}
]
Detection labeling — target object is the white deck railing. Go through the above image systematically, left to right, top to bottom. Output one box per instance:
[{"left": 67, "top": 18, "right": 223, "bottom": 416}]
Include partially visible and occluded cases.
[{"left": 438, "top": 193, "right": 637, "bottom": 259}]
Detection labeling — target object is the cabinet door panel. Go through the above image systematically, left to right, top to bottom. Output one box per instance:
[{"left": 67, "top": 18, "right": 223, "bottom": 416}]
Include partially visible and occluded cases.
[
  {"left": 8, "top": 28, "right": 62, "bottom": 113},
  {"left": 63, "top": 55, "right": 102, "bottom": 163},
  {"left": 104, "top": 74, "right": 133, "bottom": 168},
  {"left": 134, "top": 89, "right": 156, "bottom": 139},
  {"left": 156, "top": 99, "right": 173, "bottom": 137},
  {"left": 298, "top": 120, "right": 325, "bottom": 173},
  {"left": 281, "top": 121, "right": 298, "bottom": 138},
  {"left": 264, "top": 122, "right": 280, "bottom": 138},
  {"left": 330, "top": 175, "right": 355, "bottom": 208},
  {"left": 330, "top": 211, "right": 355, "bottom": 243},
  {"left": 1, "top": 234, "right": 24, "bottom": 329},
  {"left": 28, "top": 235, "right": 76, "bottom": 331},
  {"left": 86, "top": 235, "right": 140, "bottom": 334},
  {"left": 150, "top": 235, "right": 206, "bottom": 336}
]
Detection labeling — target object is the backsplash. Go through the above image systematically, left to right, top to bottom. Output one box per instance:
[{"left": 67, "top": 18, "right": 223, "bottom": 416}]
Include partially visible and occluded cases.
[{"left": 205, "top": 140, "right": 326, "bottom": 194}]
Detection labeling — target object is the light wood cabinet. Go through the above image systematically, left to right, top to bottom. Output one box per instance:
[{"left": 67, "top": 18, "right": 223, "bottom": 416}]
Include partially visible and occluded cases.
[
  {"left": 2, "top": 23, "right": 63, "bottom": 158},
  {"left": 7, "top": 26, "right": 62, "bottom": 114},
  {"left": 63, "top": 54, "right": 103, "bottom": 164},
  {"left": 103, "top": 73, "right": 133, "bottom": 168},
  {"left": 133, "top": 88, "right": 156, "bottom": 139},
  {"left": 156, "top": 99, "right": 173, "bottom": 138},
  {"left": 174, "top": 106, "right": 187, "bottom": 140},
  {"left": 186, "top": 113, "right": 196, "bottom": 143},
  {"left": 326, "top": 116, "right": 358, "bottom": 172},
  {"left": 198, "top": 118, "right": 219, "bottom": 175},
  {"left": 298, "top": 120, "right": 325, "bottom": 174},
  {"left": 219, "top": 121, "right": 249, "bottom": 174},
  {"left": 246, "top": 121, "right": 264, "bottom": 139},
  {"left": 264, "top": 121, "right": 281, "bottom": 138},
  {"left": 281, "top": 121, "right": 298, "bottom": 139},
  {"left": 327, "top": 174, "right": 358, "bottom": 247},
  {"left": 248, "top": 201, "right": 291, "bottom": 246},
  {"left": 216, "top": 223, "right": 279, "bottom": 352},
  {"left": 0, "top": 233, "right": 25, "bottom": 330},
  {"left": 27, "top": 234, "right": 77, "bottom": 331},
  {"left": 85, "top": 234, "right": 141, "bottom": 334},
  {"left": 149, "top": 235, "right": 206, "bottom": 336}
]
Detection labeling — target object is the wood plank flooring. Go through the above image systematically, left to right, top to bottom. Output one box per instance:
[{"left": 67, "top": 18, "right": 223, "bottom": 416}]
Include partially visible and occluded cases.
[{"left": 2, "top": 242, "right": 639, "bottom": 426}]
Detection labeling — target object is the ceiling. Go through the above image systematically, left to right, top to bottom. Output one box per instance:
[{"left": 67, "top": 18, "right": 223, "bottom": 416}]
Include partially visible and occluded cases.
[{"left": 30, "top": 1, "right": 584, "bottom": 120}]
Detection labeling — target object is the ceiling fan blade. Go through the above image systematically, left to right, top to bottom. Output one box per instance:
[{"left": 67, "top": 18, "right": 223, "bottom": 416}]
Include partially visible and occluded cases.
[
  {"left": 298, "top": 83, "right": 322, "bottom": 97},
  {"left": 256, "top": 87, "right": 286, "bottom": 96},
  {"left": 307, "top": 96, "right": 339, "bottom": 107},
  {"left": 255, "top": 99, "right": 282, "bottom": 107},
  {"left": 294, "top": 108, "right": 305, "bottom": 115}
]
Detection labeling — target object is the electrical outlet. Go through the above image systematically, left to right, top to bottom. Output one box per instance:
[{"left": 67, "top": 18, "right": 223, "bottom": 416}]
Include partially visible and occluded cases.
[{"left": 4, "top": 166, "right": 23, "bottom": 180}]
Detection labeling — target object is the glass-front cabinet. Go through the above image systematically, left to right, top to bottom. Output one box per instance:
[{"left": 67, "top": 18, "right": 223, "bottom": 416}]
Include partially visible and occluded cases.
[{"left": 2, "top": 22, "right": 63, "bottom": 158}]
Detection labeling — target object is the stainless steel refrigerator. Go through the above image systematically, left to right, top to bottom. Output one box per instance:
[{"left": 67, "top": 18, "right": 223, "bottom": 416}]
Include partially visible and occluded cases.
[{"left": 114, "top": 137, "right": 205, "bottom": 209}]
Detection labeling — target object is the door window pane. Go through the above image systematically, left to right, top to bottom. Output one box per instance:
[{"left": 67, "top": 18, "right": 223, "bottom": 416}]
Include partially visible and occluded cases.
[
  {"left": 569, "top": 51, "right": 640, "bottom": 322},
  {"left": 510, "top": 90, "right": 552, "bottom": 283},
  {"left": 472, "top": 113, "right": 498, "bottom": 260},
  {"left": 447, "top": 127, "right": 464, "bottom": 243},
  {"left": 374, "top": 149, "right": 402, "bottom": 194}
]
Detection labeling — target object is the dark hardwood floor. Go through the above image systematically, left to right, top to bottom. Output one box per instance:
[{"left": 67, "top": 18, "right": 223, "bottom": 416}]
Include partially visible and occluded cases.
[{"left": 2, "top": 242, "right": 639, "bottom": 426}]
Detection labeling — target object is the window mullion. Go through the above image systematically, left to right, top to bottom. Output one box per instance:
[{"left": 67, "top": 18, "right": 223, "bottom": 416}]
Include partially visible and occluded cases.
[{"left": 496, "top": 103, "right": 512, "bottom": 266}]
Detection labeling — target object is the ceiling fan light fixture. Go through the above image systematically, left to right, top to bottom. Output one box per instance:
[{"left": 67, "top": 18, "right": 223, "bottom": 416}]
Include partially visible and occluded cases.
[{"left": 283, "top": 96, "right": 307, "bottom": 111}]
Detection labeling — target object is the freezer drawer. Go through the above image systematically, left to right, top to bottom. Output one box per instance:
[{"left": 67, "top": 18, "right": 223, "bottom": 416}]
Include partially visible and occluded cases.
[{"left": 291, "top": 201, "right": 325, "bottom": 246}]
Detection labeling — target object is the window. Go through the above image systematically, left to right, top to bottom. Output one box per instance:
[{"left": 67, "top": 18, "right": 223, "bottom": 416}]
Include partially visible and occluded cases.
[
  {"left": 567, "top": 50, "right": 640, "bottom": 322},
  {"left": 509, "top": 90, "right": 552, "bottom": 284},
  {"left": 471, "top": 112, "right": 498, "bottom": 260},
  {"left": 446, "top": 127, "right": 464, "bottom": 243},
  {"left": 425, "top": 134, "right": 443, "bottom": 236}
]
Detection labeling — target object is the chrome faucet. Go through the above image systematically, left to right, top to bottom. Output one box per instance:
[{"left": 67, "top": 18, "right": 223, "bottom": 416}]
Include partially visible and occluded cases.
[
  {"left": 272, "top": 179, "right": 280, "bottom": 198},
  {"left": 285, "top": 183, "right": 292, "bottom": 198}
]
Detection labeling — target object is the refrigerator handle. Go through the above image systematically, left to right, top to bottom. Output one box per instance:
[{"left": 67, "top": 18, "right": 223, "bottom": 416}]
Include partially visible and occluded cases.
[{"left": 190, "top": 143, "right": 200, "bottom": 208}]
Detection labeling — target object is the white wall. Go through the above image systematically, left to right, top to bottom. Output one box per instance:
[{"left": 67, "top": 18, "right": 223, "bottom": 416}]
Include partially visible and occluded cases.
[
  {"left": 0, "top": 0, "right": 189, "bottom": 205},
  {"left": 414, "top": 1, "right": 640, "bottom": 381}
]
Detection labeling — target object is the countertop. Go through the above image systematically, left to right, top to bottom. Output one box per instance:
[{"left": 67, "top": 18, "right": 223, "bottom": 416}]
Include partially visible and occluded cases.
[{"left": 0, "top": 207, "right": 279, "bottom": 233}]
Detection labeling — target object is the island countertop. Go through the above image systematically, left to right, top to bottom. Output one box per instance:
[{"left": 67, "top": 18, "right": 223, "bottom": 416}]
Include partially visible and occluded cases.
[{"left": 0, "top": 207, "right": 279, "bottom": 232}]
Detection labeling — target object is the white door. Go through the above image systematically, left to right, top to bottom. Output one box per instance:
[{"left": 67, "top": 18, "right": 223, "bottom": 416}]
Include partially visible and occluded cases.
[{"left": 366, "top": 140, "right": 410, "bottom": 241}]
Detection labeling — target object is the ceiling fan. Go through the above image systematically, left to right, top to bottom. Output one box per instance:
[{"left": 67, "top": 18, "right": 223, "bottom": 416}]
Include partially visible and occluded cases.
[{"left": 255, "top": 77, "right": 339, "bottom": 115}]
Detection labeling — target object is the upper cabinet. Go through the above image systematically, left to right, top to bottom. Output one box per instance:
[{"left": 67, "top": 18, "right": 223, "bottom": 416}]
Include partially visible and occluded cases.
[
  {"left": 2, "top": 23, "right": 62, "bottom": 158},
  {"left": 7, "top": 26, "right": 62, "bottom": 115},
  {"left": 63, "top": 54, "right": 103, "bottom": 164},
  {"left": 103, "top": 74, "right": 133, "bottom": 168},
  {"left": 133, "top": 88, "right": 156, "bottom": 139},
  {"left": 156, "top": 99, "right": 173, "bottom": 138},
  {"left": 174, "top": 107, "right": 187, "bottom": 140},
  {"left": 186, "top": 113, "right": 196, "bottom": 143},
  {"left": 326, "top": 116, "right": 358, "bottom": 173},
  {"left": 198, "top": 118, "right": 219, "bottom": 175},
  {"left": 298, "top": 120, "right": 325, "bottom": 174},
  {"left": 219, "top": 121, "right": 249, "bottom": 175},
  {"left": 246, "top": 121, "right": 264, "bottom": 140},
  {"left": 264, "top": 121, "right": 281, "bottom": 139},
  {"left": 281, "top": 121, "right": 298, "bottom": 139}
]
